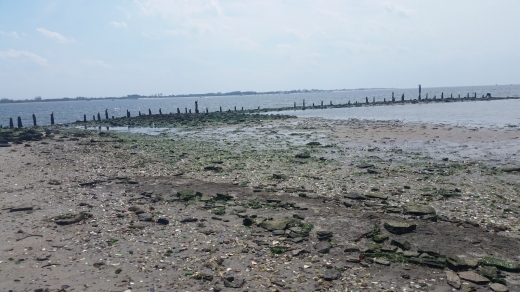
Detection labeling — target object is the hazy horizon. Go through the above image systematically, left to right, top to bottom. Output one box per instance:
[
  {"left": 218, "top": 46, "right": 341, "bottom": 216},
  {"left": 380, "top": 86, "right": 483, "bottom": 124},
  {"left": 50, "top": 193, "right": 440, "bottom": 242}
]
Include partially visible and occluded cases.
[{"left": 1, "top": 1, "right": 519, "bottom": 100}]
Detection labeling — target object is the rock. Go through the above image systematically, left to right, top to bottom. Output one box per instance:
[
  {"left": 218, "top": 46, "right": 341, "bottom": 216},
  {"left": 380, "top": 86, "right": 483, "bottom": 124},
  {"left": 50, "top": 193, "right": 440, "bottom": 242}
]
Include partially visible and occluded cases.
[
  {"left": 0, "top": 143, "right": 11, "bottom": 147},
  {"left": 295, "top": 152, "right": 311, "bottom": 158},
  {"left": 356, "top": 164, "right": 374, "bottom": 169},
  {"left": 367, "top": 169, "right": 381, "bottom": 174},
  {"left": 272, "top": 173, "right": 289, "bottom": 180},
  {"left": 177, "top": 189, "right": 201, "bottom": 201},
  {"left": 344, "top": 192, "right": 366, "bottom": 200},
  {"left": 216, "top": 193, "right": 234, "bottom": 201},
  {"left": 366, "top": 193, "right": 388, "bottom": 200},
  {"left": 200, "top": 194, "right": 213, "bottom": 201},
  {"left": 9, "top": 204, "right": 34, "bottom": 212},
  {"left": 403, "top": 204, "right": 436, "bottom": 215},
  {"left": 128, "top": 206, "right": 144, "bottom": 214},
  {"left": 54, "top": 212, "right": 93, "bottom": 225},
  {"left": 137, "top": 212, "right": 153, "bottom": 222},
  {"left": 420, "top": 214, "right": 438, "bottom": 221},
  {"left": 180, "top": 217, "right": 198, "bottom": 223},
  {"left": 156, "top": 218, "right": 169, "bottom": 225},
  {"left": 259, "top": 218, "right": 293, "bottom": 231},
  {"left": 383, "top": 220, "right": 416, "bottom": 234},
  {"left": 272, "top": 230, "right": 285, "bottom": 236},
  {"left": 316, "top": 230, "right": 333, "bottom": 241},
  {"left": 372, "top": 234, "right": 388, "bottom": 243},
  {"left": 390, "top": 239, "right": 411, "bottom": 250},
  {"left": 315, "top": 241, "right": 331, "bottom": 254},
  {"left": 344, "top": 246, "right": 360, "bottom": 253},
  {"left": 417, "top": 247, "right": 441, "bottom": 257},
  {"left": 292, "top": 249, "right": 309, "bottom": 256},
  {"left": 403, "top": 251, "right": 420, "bottom": 257},
  {"left": 446, "top": 255, "right": 471, "bottom": 270},
  {"left": 346, "top": 256, "right": 360, "bottom": 263},
  {"left": 481, "top": 257, "right": 520, "bottom": 273},
  {"left": 374, "top": 258, "right": 390, "bottom": 266},
  {"left": 479, "top": 266, "right": 501, "bottom": 283},
  {"left": 323, "top": 270, "right": 341, "bottom": 281},
  {"left": 445, "top": 270, "right": 461, "bottom": 289},
  {"left": 458, "top": 271, "right": 490, "bottom": 284},
  {"left": 223, "top": 278, "right": 245, "bottom": 288},
  {"left": 489, "top": 283, "right": 509, "bottom": 292}
]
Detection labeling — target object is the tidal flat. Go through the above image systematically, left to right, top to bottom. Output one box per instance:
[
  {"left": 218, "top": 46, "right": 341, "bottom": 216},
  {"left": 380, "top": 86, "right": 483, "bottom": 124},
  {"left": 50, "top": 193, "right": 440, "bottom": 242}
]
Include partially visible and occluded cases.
[{"left": 1, "top": 114, "right": 520, "bottom": 291}]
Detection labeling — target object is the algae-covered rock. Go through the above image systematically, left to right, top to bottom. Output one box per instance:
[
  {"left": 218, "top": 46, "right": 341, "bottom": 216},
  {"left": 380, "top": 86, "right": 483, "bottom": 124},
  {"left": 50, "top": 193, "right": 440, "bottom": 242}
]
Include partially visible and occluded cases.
[
  {"left": 177, "top": 189, "right": 202, "bottom": 201},
  {"left": 383, "top": 220, "right": 416, "bottom": 234},
  {"left": 481, "top": 257, "right": 520, "bottom": 273}
]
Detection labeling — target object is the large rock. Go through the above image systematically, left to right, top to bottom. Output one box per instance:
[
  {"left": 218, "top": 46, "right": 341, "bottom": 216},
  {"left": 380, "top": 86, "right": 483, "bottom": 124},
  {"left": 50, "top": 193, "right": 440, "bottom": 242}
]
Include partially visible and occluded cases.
[
  {"left": 403, "top": 204, "right": 436, "bottom": 215},
  {"left": 259, "top": 218, "right": 293, "bottom": 231},
  {"left": 383, "top": 220, "right": 416, "bottom": 234},
  {"left": 315, "top": 241, "right": 331, "bottom": 254},
  {"left": 481, "top": 257, "right": 520, "bottom": 273},
  {"left": 323, "top": 270, "right": 341, "bottom": 281},
  {"left": 445, "top": 270, "right": 461, "bottom": 289},
  {"left": 458, "top": 271, "right": 490, "bottom": 284},
  {"left": 490, "top": 283, "right": 509, "bottom": 292}
]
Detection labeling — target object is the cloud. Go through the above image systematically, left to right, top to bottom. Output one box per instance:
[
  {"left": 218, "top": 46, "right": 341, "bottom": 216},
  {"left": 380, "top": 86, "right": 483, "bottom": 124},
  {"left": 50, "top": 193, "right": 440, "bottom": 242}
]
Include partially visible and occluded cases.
[
  {"left": 384, "top": 3, "right": 414, "bottom": 18},
  {"left": 117, "top": 6, "right": 132, "bottom": 19},
  {"left": 110, "top": 21, "right": 128, "bottom": 28},
  {"left": 36, "top": 27, "right": 76, "bottom": 43},
  {"left": 0, "top": 30, "right": 20, "bottom": 39},
  {"left": 235, "top": 37, "right": 259, "bottom": 50},
  {"left": 0, "top": 49, "right": 48, "bottom": 65},
  {"left": 80, "top": 59, "right": 111, "bottom": 68}
]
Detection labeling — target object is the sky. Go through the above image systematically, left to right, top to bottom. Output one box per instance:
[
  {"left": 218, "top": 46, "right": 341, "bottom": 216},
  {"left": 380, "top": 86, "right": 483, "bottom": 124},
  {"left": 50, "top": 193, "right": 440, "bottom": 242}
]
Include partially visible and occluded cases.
[{"left": 1, "top": 0, "right": 519, "bottom": 100}]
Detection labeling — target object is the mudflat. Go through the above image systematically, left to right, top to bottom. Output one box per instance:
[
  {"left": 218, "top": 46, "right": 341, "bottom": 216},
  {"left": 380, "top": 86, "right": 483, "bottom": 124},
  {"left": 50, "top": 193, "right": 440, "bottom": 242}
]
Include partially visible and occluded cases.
[{"left": 1, "top": 117, "right": 520, "bottom": 292}]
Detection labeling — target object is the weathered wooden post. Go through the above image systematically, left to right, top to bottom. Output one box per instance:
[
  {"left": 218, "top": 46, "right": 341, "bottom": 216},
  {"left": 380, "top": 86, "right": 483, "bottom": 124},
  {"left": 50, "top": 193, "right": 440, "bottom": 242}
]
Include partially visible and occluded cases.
[
  {"left": 418, "top": 84, "right": 421, "bottom": 100},
  {"left": 392, "top": 92, "right": 395, "bottom": 102},
  {"left": 441, "top": 92, "right": 444, "bottom": 99},
  {"left": 467, "top": 93, "right": 470, "bottom": 98},
  {"left": 474, "top": 93, "right": 477, "bottom": 98},
  {"left": 401, "top": 94, "right": 405, "bottom": 102},
  {"left": 458, "top": 94, "right": 461, "bottom": 99},
  {"left": 365, "top": 97, "right": 369, "bottom": 104},
  {"left": 372, "top": 97, "right": 375, "bottom": 103},
  {"left": 384, "top": 98, "right": 386, "bottom": 103},
  {"left": 303, "top": 99, "right": 306, "bottom": 110},
  {"left": 348, "top": 100, "right": 351, "bottom": 105},
  {"left": 195, "top": 101, "right": 199, "bottom": 113},
  {"left": 321, "top": 101, "right": 323, "bottom": 108},
  {"left": 330, "top": 101, "right": 332, "bottom": 106},
  {"left": 294, "top": 102, "right": 296, "bottom": 109},
  {"left": 312, "top": 103, "right": 315, "bottom": 108},
  {"left": 234, "top": 106, "right": 236, "bottom": 111},
  {"left": 258, "top": 106, "right": 260, "bottom": 109},
  {"left": 219, "top": 107, "right": 222, "bottom": 112},
  {"left": 241, "top": 107, "right": 243, "bottom": 111},
  {"left": 159, "top": 108, "right": 162, "bottom": 115},
  {"left": 177, "top": 108, "right": 180, "bottom": 114},
  {"left": 185, "top": 108, "right": 187, "bottom": 114},
  {"left": 206, "top": 108, "right": 209, "bottom": 113},
  {"left": 105, "top": 109, "right": 109, "bottom": 120},
  {"left": 149, "top": 109, "right": 152, "bottom": 115},
  {"left": 189, "top": 109, "right": 192, "bottom": 113},
  {"left": 126, "top": 110, "right": 130, "bottom": 118},
  {"left": 138, "top": 111, "right": 141, "bottom": 116},
  {"left": 50, "top": 112, "right": 55, "bottom": 125},
  {"left": 97, "top": 113, "right": 101, "bottom": 121},
  {"left": 32, "top": 114, "right": 37, "bottom": 126},
  {"left": 83, "top": 114, "right": 86, "bottom": 122},
  {"left": 93, "top": 115, "right": 96, "bottom": 121},
  {"left": 112, "top": 116, "right": 114, "bottom": 119},
  {"left": 17, "top": 117, "right": 22, "bottom": 128},
  {"left": 9, "top": 118, "right": 13, "bottom": 128}
]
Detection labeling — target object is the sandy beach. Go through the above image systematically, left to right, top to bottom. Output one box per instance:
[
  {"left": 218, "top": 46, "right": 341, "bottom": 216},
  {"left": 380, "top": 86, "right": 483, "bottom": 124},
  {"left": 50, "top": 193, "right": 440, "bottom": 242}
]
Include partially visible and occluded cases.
[{"left": 1, "top": 117, "right": 520, "bottom": 292}]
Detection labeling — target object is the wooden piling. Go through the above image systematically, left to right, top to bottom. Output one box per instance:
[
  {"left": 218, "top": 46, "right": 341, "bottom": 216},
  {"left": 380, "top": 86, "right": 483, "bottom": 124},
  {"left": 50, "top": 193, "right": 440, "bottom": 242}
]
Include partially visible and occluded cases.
[
  {"left": 418, "top": 84, "right": 422, "bottom": 100},
  {"left": 392, "top": 92, "right": 395, "bottom": 102},
  {"left": 441, "top": 92, "right": 444, "bottom": 99},
  {"left": 401, "top": 94, "right": 405, "bottom": 102},
  {"left": 366, "top": 97, "right": 369, "bottom": 104},
  {"left": 372, "top": 97, "right": 375, "bottom": 103},
  {"left": 303, "top": 99, "right": 306, "bottom": 110},
  {"left": 195, "top": 101, "right": 199, "bottom": 113},
  {"left": 321, "top": 101, "right": 323, "bottom": 108},
  {"left": 330, "top": 101, "right": 332, "bottom": 106},
  {"left": 294, "top": 102, "right": 296, "bottom": 109},
  {"left": 234, "top": 106, "right": 236, "bottom": 111},
  {"left": 220, "top": 107, "right": 222, "bottom": 112},
  {"left": 241, "top": 107, "right": 243, "bottom": 111},
  {"left": 159, "top": 108, "right": 162, "bottom": 115},
  {"left": 177, "top": 108, "right": 180, "bottom": 114},
  {"left": 185, "top": 108, "right": 187, "bottom": 114},
  {"left": 206, "top": 108, "right": 209, "bottom": 114},
  {"left": 105, "top": 109, "right": 109, "bottom": 120},
  {"left": 149, "top": 109, "right": 152, "bottom": 115},
  {"left": 189, "top": 109, "right": 192, "bottom": 113},
  {"left": 126, "top": 110, "right": 130, "bottom": 118},
  {"left": 139, "top": 111, "right": 141, "bottom": 116},
  {"left": 50, "top": 112, "right": 55, "bottom": 125},
  {"left": 97, "top": 113, "right": 101, "bottom": 121},
  {"left": 32, "top": 114, "right": 37, "bottom": 127},
  {"left": 84, "top": 114, "right": 86, "bottom": 122},
  {"left": 93, "top": 115, "right": 96, "bottom": 121},
  {"left": 17, "top": 117, "right": 22, "bottom": 128},
  {"left": 9, "top": 118, "right": 13, "bottom": 128}
]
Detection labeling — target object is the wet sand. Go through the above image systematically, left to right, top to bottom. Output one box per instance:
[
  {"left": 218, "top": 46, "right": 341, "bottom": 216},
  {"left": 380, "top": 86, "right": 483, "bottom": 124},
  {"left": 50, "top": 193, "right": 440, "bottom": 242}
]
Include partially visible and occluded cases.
[{"left": 1, "top": 118, "right": 520, "bottom": 292}]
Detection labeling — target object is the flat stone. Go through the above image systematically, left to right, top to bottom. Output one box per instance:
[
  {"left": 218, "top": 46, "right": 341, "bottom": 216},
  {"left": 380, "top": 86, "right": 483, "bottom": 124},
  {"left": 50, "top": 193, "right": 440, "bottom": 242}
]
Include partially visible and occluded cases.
[
  {"left": 344, "top": 192, "right": 366, "bottom": 200},
  {"left": 366, "top": 193, "right": 388, "bottom": 200},
  {"left": 9, "top": 204, "right": 33, "bottom": 212},
  {"left": 403, "top": 204, "right": 436, "bottom": 215},
  {"left": 138, "top": 212, "right": 153, "bottom": 222},
  {"left": 180, "top": 217, "right": 198, "bottom": 223},
  {"left": 156, "top": 218, "right": 169, "bottom": 225},
  {"left": 260, "top": 218, "right": 293, "bottom": 231},
  {"left": 383, "top": 220, "right": 416, "bottom": 234},
  {"left": 272, "top": 230, "right": 285, "bottom": 236},
  {"left": 390, "top": 239, "right": 411, "bottom": 250},
  {"left": 315, "top": 241, "right": 331, "bottom": 254},
  {"left": 403, "top": 251, "right": 420, "bottom": 257},
  {"left": 346, "top": 256, "right": 360, "bottom": 263},
  {"left": 374, "top": 258, "right": 390, "bottom": 266},
  {"left": 323, "top": 270, "right": 341, "bottom": 281},
  {"left": 445, "top": 270, "right": 461, "bottom": 289},
  {"left": 458, "top": 271, "right": 490, "bottom": 284},
  {"left": 224, "top": 278, "right": 245, "bottom": 288},
  {"left": 489, "top": 283, "right": 509, "bottom": 292}
]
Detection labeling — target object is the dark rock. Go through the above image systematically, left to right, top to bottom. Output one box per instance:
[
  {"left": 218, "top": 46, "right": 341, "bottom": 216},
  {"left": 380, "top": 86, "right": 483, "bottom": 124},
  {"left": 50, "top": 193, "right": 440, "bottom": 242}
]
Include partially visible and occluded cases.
[
  {"left": 295, "top": 152, "right": 311, "bottom": 158},
  {"left": 356, "top": 164, "right": 374, "bottom": 169},
  {"left": 367, "top": 169, "right": 381, "bottom": 174},
  {"left": 177, "top": 189, "right": 201, "bottom": 201},
  {"left": 216, "top": 193, "right": 234, "bottom": 201},
  {"left": 342, "top": 201, "right": 353, "bottom": 207},
  {"left": 9, "top": 204, "right": 33, "bottom": 212},
  {"left": 138, "top": 212, "right": 153, "bottom": 222},
  {"left": 180, "top": 217, "right": 198, "bottom": 223},
  {"left": 156, "top": 218, "right": 169, "bottom": 225},
  {"left": 383, "top": 220, "right": 416, "bottom": 234},
  {"left": 316, "top": 230, "right": 333, "bottom": 241},
  {"left": 372, "top": 234, "right": 388, "bottom": 243},
  {"left": 390, "top": 239, "right": 411, "bottom": 250},
  {"left": 315, "top": 241, "right": 331, "bottom": 254},
  {"left": 344, "top": 246, "right": 360, "bottom": 253},
  {"left": 323, "top": 269, "right": 341, "bottom": 281}
]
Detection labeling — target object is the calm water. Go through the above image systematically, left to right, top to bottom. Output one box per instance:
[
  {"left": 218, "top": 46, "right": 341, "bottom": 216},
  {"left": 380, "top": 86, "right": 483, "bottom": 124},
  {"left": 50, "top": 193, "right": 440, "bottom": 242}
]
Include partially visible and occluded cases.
[{"left": 1, "top": 84, "right": 519, "bottom": 127}]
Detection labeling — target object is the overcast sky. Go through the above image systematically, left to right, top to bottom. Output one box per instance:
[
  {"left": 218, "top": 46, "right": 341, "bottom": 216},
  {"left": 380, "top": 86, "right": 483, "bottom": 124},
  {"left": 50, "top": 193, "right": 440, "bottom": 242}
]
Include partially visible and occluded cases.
[{"left": 1, "top": 0, "right": 519, "bottom": 100}]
